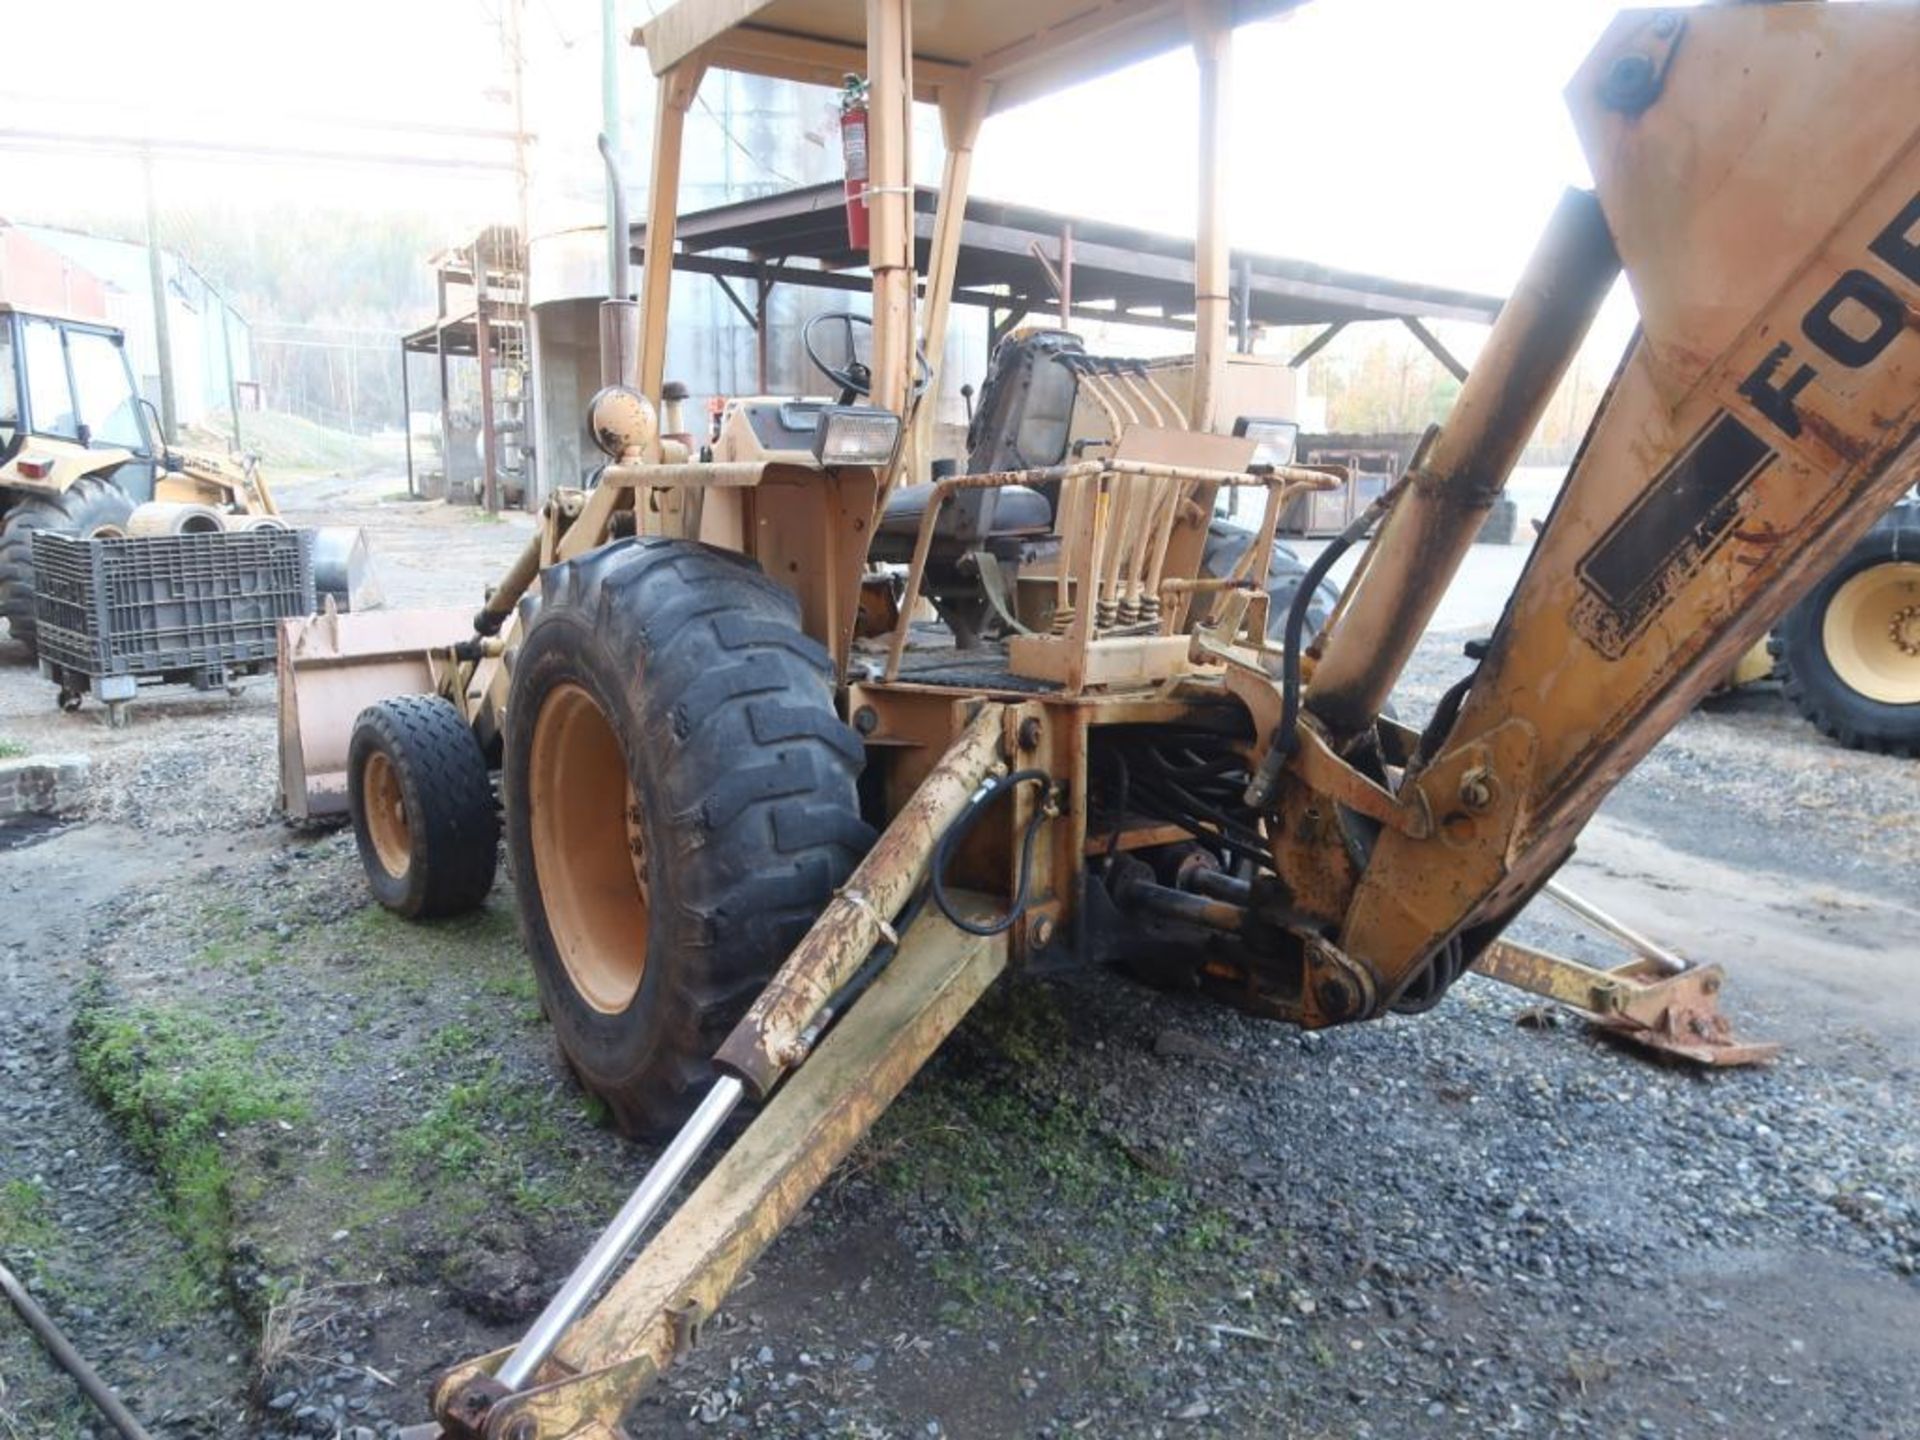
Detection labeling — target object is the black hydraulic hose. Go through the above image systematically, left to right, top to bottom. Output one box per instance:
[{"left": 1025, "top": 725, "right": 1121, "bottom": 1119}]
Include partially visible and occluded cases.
[
  {"left": 1244, "top": 495, "right": 1394, "bottom": 809},
  {"left": 1414, "top": 670, "right": 1478, "bottom": 768},
  {"left": 930, "top": 769, "right": 1054, "bottom": 937},
  {"left": 792, "top": 888, "right": 932, "bottom": 1061},
  {"left": 0, "top": 1259, "right": 155, "bottom": 1440}
]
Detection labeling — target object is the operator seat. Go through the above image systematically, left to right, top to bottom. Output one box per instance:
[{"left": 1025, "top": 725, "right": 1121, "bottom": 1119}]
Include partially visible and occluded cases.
[{"left": 872, "top": 328, "right": 1084, "bottom": 559}]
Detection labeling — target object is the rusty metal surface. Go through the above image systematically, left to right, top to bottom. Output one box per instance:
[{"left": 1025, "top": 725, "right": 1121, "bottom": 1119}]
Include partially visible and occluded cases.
[
  {"left": 1333, "top": 5, "right": 1920, "bottom": 1006},
  {"left": 1304, "top": 188, "right": 1621, "bottom": 739},
  {"left": 712, "top": 704, "right": 1006, "bottom": 1094},
  {"left": 463, "top": 905, "right": 1009, "bottom": 1439},
  {"left": 1476, "top": 939, "right": 1779, "bottom": 1068}
]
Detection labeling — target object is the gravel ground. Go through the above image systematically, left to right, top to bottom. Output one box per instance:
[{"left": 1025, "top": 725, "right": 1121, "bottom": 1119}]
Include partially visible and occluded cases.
[{"left": 1, "top": 493, "right": 1915, "bottom": 1440}]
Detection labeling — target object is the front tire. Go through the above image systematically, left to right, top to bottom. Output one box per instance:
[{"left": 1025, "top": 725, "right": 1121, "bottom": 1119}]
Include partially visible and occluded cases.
[
  {"left": 0, "top": 477, "right": 136, "bottom": 656},
  {"left": 1774, "top": 506, "right": 1920, "bottom": 757},
  {"left": 504, "top": 538, "right": 874, "bottom": 1139},
  {"left": 348, "top": 696, "right": 499, "bottom": 919}
]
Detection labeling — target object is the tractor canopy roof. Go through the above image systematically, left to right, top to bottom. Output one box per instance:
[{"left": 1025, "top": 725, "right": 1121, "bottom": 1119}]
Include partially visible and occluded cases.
[{"left": 636, "top": 0, "right": 1309, "bottom": 113}]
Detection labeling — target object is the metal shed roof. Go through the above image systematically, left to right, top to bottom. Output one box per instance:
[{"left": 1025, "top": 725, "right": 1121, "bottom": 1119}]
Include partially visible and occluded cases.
[{"left": 636, "top": 180, "right": 1504, "bottom": 340}]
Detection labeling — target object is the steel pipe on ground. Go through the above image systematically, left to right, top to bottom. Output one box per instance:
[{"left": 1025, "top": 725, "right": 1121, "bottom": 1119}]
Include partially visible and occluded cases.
[{"left": 0, "top": 1259, "right": 154, "bottom": 1440}]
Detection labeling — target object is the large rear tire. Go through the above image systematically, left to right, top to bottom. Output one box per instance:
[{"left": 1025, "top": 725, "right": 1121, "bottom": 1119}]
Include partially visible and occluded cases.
[
  {"left": 0, "top": 477, "right": 136, "bottom": 657},
  {"left": 1774, "top": 506, "right": 1920, "bottom": 757},
  {"left": 1200, "top": 519, "right": 1339, "bottom": 641},
  {"left": 503, "top": 538, "right": 874, "bottom": 1139},
  {"left": 348, "top": 696, "right": 500, "bottom": 918}
]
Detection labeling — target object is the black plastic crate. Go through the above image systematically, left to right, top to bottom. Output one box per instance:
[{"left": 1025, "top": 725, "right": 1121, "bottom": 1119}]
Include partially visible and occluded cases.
[{"left": 32, "top": 529, "right": 316, "bottom": 682}]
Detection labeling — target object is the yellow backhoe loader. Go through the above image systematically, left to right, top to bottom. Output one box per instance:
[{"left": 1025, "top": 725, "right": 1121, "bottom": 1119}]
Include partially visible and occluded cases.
[
  {"left": 273, "top": 3, "right": 1920, "bottom": 1434},
  {"left": 0, "top": 304, "right": 281, "bottom": 655}
]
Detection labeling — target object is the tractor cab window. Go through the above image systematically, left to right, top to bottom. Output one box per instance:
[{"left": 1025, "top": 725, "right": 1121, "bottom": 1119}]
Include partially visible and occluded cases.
[
  {"left": 21, "top": 318, "right": 79, "bottom": 441},
  {"left": 0, "top": 323, "right": 17, "bottom": 451},
  {"left": 65, "top": 327, "right": 147, "bottom": 451}
]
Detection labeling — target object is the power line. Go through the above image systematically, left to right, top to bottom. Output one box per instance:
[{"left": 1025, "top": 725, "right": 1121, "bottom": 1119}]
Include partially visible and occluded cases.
[
  {"left": 634, "top": 0, "right": 804, "bottom": 190},
  {"left": 696, "top": 88, "right": 804, "bottom": 190},
  {"left": 0, "top": 92, "right": 527, "bottom": 145},
  {"left": 0, "top": 128, "right": 517, "bottom": 174}
]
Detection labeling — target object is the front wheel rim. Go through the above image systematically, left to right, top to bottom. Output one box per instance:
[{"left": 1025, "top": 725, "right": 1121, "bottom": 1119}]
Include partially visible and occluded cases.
[
  {"left": 1821, "top": 561, "right": 1920, "bottom": 706},
  {"left": 528, "top": 682, "right": 651, "bottom": 1015},
  {"left": 362, "top": 751, "right": 413, "bottom": 879}
]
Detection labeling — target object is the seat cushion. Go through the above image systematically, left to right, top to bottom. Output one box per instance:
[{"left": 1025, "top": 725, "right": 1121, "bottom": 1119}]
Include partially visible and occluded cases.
[{"left": 877, "top": 482, "right": 1052, "bottom": 539}]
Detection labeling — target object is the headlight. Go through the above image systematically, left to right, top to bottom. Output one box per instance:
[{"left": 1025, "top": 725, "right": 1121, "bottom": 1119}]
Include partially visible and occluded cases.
[
  {"left": 587, "top": 385, "right": 658, "bottom": 460},
  {"left": 812, "top": 406, "right": 902, "bottom": 466},
  {"left": 1234, "top": 416, "right": 1300, "bottom": 468}
]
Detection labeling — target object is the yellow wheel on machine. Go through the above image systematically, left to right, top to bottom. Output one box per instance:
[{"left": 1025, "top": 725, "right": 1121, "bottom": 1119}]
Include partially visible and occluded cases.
[
  {"left": 1775, "top": 505, "right": 1920, "bottom": 756},
  {"left": 503, "top": 537, "right": 874, "bottom": 1140},
  {"left": 1819, "top": 562, "right": 1920, "bottom": 706},
  {"left": 524, "top": 681, "right": 653, "bottom": 1016},
  {"left": 348, "top": 696, "right": 500, "bottom": 918},
  {"left": 360, "top": 749, "right": 414, "bottom": 878}
]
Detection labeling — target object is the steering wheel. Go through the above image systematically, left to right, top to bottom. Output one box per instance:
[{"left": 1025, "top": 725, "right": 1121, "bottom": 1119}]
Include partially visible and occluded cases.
[{"left": 802, "top": 311, "right": 933, "bottom": 405}]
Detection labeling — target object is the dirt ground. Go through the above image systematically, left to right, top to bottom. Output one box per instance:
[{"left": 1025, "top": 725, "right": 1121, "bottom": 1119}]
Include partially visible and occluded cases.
[{"left": 1, "top": 475, "right": 1916, "bottom": 1440}]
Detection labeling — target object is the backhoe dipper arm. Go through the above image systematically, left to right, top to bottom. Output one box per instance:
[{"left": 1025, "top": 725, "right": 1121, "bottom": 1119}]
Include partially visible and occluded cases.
[{"left": 1324, "top": 4, "right": 1920, "bottom": 1006}]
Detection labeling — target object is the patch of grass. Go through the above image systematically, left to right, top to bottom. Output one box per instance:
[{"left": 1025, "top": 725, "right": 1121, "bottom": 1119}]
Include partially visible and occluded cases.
[
  {"left": 182, "top": 411, "right": 405, "bottom": 479},
  {"left": 0, "top": 738, "right": 28, "bottom": 760},
  {"left": 192, "top": 899, "right": 274, "bottom": 972},
  {"left": 351, "top": 902, "right": 526, "bottom": 995},
  {"left": 481, "top": 966, "right": 543, "bottom": 1020},
  {"left": 967, "top": 980, "right": 1071, "bottom": 1070},
  {"left": 71, "top": 989, "right": 307, "bottom": 1285},
  {"left": 864, "top": 1010, "right": 1266, "bottom": 1339},
  {"left": 423, "top": 1020, "right": 483, "bottom": 1061},
  {"left": 400, "top": 1063, "right": 605, "bottom": 1222},
  {"left": 880, "top": 1078, "right": 1176, "bottom": 1218},
  {"left": 305, "top": 1153, "right": 415, "bottom": 1237},
  {"left": 0, "top": 1177, "right": 57, "bottom": 1256},
  {"left": 0, "top": 1360, "right": 95, "bottom": 1440}
]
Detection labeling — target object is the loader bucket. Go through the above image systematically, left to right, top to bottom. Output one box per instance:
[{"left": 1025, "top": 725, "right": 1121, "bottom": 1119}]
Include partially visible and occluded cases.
[
  {"left": 310, "top": 526, "right": 384, "bottom": 613},
  {"left": 277, "top": 606, "right": 473, "bottom": 820}
]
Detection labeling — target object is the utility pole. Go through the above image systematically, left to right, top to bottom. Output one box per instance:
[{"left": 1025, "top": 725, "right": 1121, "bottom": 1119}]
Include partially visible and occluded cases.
[
  {"left": 506, "top": 0, "right": 535, "bottom": 508},
  {"left": 508, "top": 0, "right": 532, "bottom": 257},
  {"left": 603, "top": 0, "right": 623, "bottom": 295},
  {"left": 142, "top": 148, "right": 178, "bottom": 443},
  {"left": 216, "top": 292, "right": 243, "bottom": 452}
]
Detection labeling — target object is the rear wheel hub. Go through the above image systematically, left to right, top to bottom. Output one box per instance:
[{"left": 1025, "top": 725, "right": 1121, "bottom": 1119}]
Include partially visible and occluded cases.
[{"left": 1822, "top": 561, "right": 1920, "bottom": 705}]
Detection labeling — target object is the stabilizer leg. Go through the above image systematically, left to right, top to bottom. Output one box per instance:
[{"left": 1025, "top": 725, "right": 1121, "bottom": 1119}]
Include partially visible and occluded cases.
[
  {"left": 1476, "top": 881, "right": 1778, "bottom": 1067},
  {"left": 427, "top": 901, "right": 1007, "bottom": 1440}
]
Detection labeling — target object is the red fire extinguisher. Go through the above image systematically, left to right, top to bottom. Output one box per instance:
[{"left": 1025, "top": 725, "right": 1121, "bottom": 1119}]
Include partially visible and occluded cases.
[{"left": 838, "top": 73, "right": 871, "bottom": 252}]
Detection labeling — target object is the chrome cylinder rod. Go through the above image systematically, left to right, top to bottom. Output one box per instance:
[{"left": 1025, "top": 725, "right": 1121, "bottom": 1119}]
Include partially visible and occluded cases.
[
  {"left": 1542, "top": 880, "right": 1687, "bottom": 976},
  {"left": 496, "top": 1076, "right": 745, "bottom": 1392}
]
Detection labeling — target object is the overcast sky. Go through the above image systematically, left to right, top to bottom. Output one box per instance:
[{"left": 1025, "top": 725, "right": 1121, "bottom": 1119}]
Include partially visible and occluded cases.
[{"left": 0, "top": 0, "right": 1660, "bottom": 355}]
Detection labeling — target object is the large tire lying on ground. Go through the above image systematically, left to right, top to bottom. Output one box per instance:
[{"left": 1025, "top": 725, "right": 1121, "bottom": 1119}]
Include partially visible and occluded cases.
[
  {"left": 0, "top": 477, "right": 136, "bottom": 656},
  {"left": 1772, "top": 504, "right": 1920, "bottom": 757},
  {"left": 1199, "top": 518, "right": 1340, "bottom": 641},
  {"left": 504, "top": 537, "right": 876, "bottom": 1139},
  {"left": 348, "top": 695, "right": 500, "bottom": 919}
]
